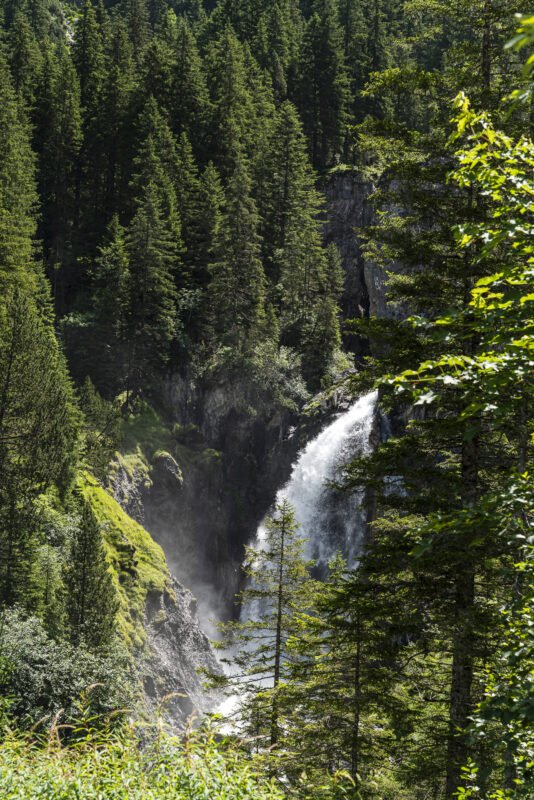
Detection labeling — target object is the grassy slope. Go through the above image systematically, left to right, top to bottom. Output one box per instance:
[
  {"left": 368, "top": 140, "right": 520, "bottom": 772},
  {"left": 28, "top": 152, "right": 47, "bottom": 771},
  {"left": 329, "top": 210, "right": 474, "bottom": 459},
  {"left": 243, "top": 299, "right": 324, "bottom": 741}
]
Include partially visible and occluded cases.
[{"left": 81, "top": 474, "right": 171, "bottom": 650}]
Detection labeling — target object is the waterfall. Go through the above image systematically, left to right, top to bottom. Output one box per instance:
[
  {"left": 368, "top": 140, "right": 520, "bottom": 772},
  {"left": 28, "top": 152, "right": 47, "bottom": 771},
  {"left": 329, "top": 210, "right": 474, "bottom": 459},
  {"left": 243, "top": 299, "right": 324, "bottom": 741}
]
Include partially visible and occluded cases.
[
  {"left": 256, "top": 389, "right": 378, "bottom": 572},
  {"left": 217, "top": 391, "right": 378, "bottom": 721}
]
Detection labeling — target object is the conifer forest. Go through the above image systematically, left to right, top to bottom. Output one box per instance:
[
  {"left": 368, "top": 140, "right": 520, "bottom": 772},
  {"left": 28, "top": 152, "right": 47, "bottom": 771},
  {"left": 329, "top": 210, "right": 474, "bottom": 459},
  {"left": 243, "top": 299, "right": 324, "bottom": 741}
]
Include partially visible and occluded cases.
[{"left": 3, "top": 0, "right": 534, "bottom": 797}]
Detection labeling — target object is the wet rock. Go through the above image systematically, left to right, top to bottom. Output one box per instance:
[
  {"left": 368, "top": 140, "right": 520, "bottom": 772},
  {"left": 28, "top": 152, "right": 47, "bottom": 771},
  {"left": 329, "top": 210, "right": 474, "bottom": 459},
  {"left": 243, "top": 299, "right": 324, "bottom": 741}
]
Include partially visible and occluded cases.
[{"left": 139, "top": 576, "right": 222, "bottom": 727}]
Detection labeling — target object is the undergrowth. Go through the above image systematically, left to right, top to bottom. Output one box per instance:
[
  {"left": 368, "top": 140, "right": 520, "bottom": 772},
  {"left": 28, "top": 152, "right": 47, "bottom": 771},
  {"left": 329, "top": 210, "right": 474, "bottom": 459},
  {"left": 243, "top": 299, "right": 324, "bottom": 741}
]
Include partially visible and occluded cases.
[{"left": 0, "top": 703, "right": 284, "bottom": 800}]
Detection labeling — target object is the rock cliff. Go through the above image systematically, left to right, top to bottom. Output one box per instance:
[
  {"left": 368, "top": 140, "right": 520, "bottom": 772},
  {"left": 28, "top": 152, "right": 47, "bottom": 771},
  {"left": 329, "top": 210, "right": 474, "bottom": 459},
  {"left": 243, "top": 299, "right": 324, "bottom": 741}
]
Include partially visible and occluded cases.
[{"left": 322, "top": 168, "right": 406, "bottom": 332}]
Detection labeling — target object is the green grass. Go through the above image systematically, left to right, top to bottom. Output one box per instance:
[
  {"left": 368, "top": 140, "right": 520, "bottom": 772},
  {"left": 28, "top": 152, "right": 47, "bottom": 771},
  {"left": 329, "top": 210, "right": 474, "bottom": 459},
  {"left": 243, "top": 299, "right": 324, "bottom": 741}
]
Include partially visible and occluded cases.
[
  {"left": 119, "top": 401, "right": 221, "bottom": 475},
  {"left": 121, "top": 402, "right": 176, "bottom": 459},
  {"left": 81, "top": 474, "right": 171, "bottom": 650},
  {"left": 0, "top": 729, "right": 285, "bottom": 800}
]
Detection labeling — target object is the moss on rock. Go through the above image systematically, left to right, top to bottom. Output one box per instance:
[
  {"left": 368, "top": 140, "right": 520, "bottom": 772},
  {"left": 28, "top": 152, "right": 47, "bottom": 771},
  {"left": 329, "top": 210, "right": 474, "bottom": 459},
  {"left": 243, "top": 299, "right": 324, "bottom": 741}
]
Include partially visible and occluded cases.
[{"left": 80, "top": 474, "right": 171, "bottom": 651}]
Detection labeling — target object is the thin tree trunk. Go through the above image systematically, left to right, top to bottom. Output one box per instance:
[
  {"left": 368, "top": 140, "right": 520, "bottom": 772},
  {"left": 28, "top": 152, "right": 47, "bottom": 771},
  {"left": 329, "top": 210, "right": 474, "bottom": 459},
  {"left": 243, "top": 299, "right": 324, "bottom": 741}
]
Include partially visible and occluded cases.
[
  {"left": 481, "top": 1, "right": 491, "bottom": 91},
  {"left": 445, "top": 433, "right": 478, "bottom": 797},
  {"left": 271, "top": 516, "right": 285, "bottom": 748},
  {"left": 351, "top": 611, "right": 361, "bottom": 783}
]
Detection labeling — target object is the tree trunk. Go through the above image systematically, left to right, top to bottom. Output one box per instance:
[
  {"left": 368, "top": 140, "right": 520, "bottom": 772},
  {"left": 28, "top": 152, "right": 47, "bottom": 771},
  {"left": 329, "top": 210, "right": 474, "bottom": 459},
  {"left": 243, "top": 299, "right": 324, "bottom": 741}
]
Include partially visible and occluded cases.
[
  {"left": 445, "top": 434, "right": 478, "bottom": 796},
  {"left": 271, "top": 515, "right": 285, "bottom": 748},
  {"left": 350, "top": 611, "right": 362, "bottom": 783}
]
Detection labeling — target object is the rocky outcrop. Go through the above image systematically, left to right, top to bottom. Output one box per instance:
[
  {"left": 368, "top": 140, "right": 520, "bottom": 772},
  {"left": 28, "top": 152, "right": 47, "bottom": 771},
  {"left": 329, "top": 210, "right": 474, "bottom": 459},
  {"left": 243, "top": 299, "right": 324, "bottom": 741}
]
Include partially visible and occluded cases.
[
  {"left": 322, "top": 168, "right": 407, "bottom": 344},
  {"left": 323, "top": 169, "right": 374, "bottom": 328},
  {"left": 85, "top": 474, "right": 222, "bottom": 726},
  {"left": 139, "top": 576, "right": 221, "bottom": 725}
]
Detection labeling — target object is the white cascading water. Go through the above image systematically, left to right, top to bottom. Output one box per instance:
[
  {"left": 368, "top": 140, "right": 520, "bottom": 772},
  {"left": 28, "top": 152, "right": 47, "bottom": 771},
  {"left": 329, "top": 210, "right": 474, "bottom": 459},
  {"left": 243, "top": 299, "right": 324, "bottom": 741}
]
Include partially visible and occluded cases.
[
  {"left": 254, "top": 390, "right": 378, "bottom": 572},
  {"left": 217, "top": 391, "right": 378, "bottom": 719}
]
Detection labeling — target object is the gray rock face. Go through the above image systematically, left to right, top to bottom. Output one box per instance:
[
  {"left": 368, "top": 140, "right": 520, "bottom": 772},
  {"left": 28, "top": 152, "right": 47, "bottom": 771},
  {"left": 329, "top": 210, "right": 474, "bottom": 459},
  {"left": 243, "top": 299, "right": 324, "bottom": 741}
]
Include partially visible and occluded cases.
[
  {"left": 322, "top": 169, "right": 406, "bottom": 337},
  {"left": 323, "top": 170, "right": 374, "bottom": 328},
  {"left": 111, "top": 461, "right": 149, "bottom": 524},
  {"left": 139, "top": 576, "right": 222, "bottom": 725}
]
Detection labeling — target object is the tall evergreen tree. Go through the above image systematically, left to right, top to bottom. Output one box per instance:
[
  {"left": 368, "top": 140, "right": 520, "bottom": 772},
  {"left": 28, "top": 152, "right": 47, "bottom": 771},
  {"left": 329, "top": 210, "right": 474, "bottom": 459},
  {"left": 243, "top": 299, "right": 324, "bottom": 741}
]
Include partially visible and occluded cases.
[
  {"left": 124, "top": 0, "right": 151, "bottom": 61},
  {"left": 295, "top": 0, "right": 348, "bottom": 167},
  {"left": 7, "top": 10, "right": 42, "bottom": 107},
  {"left": 170, "top": 17, "right": 210, "bottom": 154},
  {"left": 204, "top": 25, "right": 256, "bottom": 178},
  {"left": 34, "top": 47, "right": 82, "bottom": 314},
  {"left": 0, "top": 57, "right": 40, "bottom": 298},
  {"left": 206, "top": 153, "right": 266, "bottom": 355},
  {"left": 125, "top": 179, "right": 178, "bottom": 393},
  {"left": 0, "top": 291, "right": 79, "bottom": 607},
  {"left": 64, "top": 497, "right": 118, "bottom": 649},
  {"left": 210, "top": 500, "right": 317, "bottom": 756}
]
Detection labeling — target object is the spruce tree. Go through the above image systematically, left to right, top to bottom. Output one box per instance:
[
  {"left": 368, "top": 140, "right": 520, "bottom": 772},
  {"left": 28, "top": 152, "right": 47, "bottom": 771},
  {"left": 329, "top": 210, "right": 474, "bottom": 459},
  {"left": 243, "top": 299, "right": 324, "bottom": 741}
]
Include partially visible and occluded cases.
[
  {"left": 124, "top": 0, "right": 151, "bottom": 62},
  {"left": 295, "top": 0, "right": 348, "bottom": 167},
  {"left": 7, "top": 10, "right": 42, "bottom": 107},
  {"left": 170, "top": 17, "right": 210, "bottom": 155},
  {"left": 204, "top": 25, "right": 256, "bottom": 178},
  {"left": 34, "top": 46, "right": 82, "bottom": 314},
  {"left": 0, "top": 57, "right": 40, "bottom": 297},
  {"left": 206, "top": 153, "right": 266, "bottom": 356},
  {"left": 190, "top": 161, "right": 224, "bottom": 293},
  {"left": 125, "top": 179, "right": 178, "bottom": 394},
  {"left": 84, "top": 215, "right": 130, "bottom": 393},
  {"left": 0, "top": 291, "right": 79, "bottom": 608},
  {"left": 64, "top": 497, "right": 118, "bottom": 649},
  {"left": 211, "top": 500, "right": 317, "bottom": 756}
]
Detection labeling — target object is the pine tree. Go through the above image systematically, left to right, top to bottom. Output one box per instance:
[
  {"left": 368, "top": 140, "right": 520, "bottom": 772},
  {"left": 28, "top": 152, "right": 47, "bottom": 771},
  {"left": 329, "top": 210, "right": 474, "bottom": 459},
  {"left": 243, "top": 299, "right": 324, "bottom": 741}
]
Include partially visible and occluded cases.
[
  {"left": 72, "top": 0, "right": 108, "bottom": 261},
  {"left": 124, "top": 0, "right": 151, "bottom": 61},
  {"left": 295, "top": 0, "right": 348, "bottom": 167},
  {"left": 338, "top": 0, "right": 370, "bottom": 130},
  {"left": 7, "top": 10, "right": 42, "bottom": 108},
  {"left": 98, "top": 16, "right": 136, "bottom": 225},
  {"left": 170, "top": 17, "right": 210, "bottom": 155},
  {"left": 204, "top": 26, "right": 256, "bottom": 178},
  {"left": 34, "top": 46, "right": 82, "bottom": 314},
  {"left": 0, "top": 57, "right": 40, "bottom": 298},
  {"left": 260, "top": 102, "right": 343, "bottom": 387},
  {"left": 174, "top": 131, "right": 201, "bottom": 284},
  {"left": 206, "top": 153, "right": 266, "bottom": 356},
  {"left": 190, "top": 161, "right": 224, "bottom": 292},
  {"left": 125, "top": 180, "right": 178, "bottom": 394},
  {"left": 60, "top": 214, "right": 131, "bottom": 401},
  {"left": 0, "top": 291, "right": 79, "bottom": 607},
  {"left": 64, "top": 497, "right": 118, "bottom": 649},
  {"left": 211, "top": 500, "right": 317, "bottom": 756},
  {"left": 278, "top": 555, "right": 408, "bottom": 794}
]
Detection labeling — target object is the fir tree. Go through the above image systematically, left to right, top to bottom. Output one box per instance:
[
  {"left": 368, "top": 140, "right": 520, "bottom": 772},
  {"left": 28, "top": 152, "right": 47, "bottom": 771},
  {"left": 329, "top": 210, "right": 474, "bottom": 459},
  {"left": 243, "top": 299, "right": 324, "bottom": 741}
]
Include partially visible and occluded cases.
[
  {"left": 124, "top": 0, "right": 151, "bottom": 61},
  {"left": 295, "top": 0, "right": 348, "bottom": 167},
  {"left": 7, "top": 10, "right": 42, "bottom": 107},
  {"left": 170, "top": 17, "right": 210, "bottom": 155},
  {"left": 204, "top": 25, "right": 256, "bottom": 178},
  {"left": 34, "top": 47, "right": 82, "bottom": 314},
  {"left": 0, "top": 57, "right": 39, "bottom": 297},
  {"left": 206, "top": 153, "right": 266, "bottom": 355},
  {"left": 125, "top": 179, "right": 178, "bottom": 394},
  {"left": 0, "top": 291, "right": 79, "bottom": 607},
  {"left": 64, "top": 498, "right": 118, "bottom": 649},
  {"left": 211, "top": 500, "right": 317, "bottom": 756}
]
